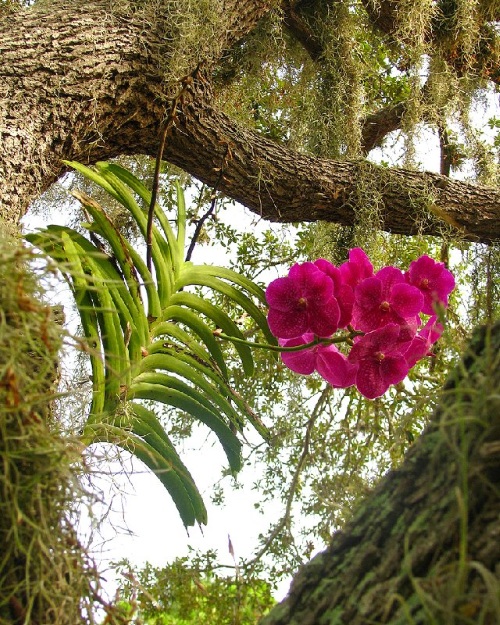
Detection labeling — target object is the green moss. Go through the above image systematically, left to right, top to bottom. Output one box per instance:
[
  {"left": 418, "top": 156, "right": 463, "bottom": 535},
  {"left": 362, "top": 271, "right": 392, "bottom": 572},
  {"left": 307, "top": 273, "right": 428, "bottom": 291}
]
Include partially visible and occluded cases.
[{"left": 0, "top": 233, "right": 96, "bottom": 624}]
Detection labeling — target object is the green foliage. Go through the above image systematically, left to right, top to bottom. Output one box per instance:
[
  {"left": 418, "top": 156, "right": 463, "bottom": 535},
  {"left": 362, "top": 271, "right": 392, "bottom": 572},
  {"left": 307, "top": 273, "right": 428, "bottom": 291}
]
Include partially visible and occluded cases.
[
  {"left": 217, "top": 0, "right": 499, "bottom": 179},
  {"left": 26, "top": 162, "right": 275, "bottom": 528},
  {"left": 209, "top": 221, "right": 496, "bottom": 582},
  {"left": 111, "top": 556, "right": 275, "bottom": 625}
]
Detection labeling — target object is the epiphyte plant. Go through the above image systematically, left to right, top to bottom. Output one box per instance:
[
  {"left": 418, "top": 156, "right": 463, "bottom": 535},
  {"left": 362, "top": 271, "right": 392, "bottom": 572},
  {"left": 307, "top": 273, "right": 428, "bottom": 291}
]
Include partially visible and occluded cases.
[{"left": 26, "top": 161, "right": 275, "bottom": 528}]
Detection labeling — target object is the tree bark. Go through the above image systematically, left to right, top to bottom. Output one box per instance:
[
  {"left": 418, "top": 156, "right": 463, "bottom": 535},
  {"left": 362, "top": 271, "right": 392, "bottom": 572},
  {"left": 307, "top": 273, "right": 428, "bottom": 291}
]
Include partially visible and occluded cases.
[
  {"left": 0, "top": 0, "right": 272, "bottom": 222},
  {"left": 1, "top": 0, "right": 499, "bottom": 243},
  {"left": 163, "top": 100, "right": 500, "bottom": 243},
  {"left": 261, "top": 322, "right": 500, "bottom": 625}
]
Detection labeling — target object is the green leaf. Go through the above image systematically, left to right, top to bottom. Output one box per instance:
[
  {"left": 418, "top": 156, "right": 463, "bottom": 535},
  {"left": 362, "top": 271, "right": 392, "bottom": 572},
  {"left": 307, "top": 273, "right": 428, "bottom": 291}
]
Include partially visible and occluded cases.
[
  {"left": 176, "top": 266, "right": 275, "bottom": 345},
  {"left": 168, "top": 291, "right": 254, "bottom": 376},
  {"left": 152, "top": 308, "right": 228, "bottom": 378},
  {"left": 139, "top": 352, "right": 244, "bottom": 431},
  {"left": 128, "top": 373, "right": 242, "bottom": 473},
  {"left": 83, "top": 420, "right": 206, "bottom": 527}
]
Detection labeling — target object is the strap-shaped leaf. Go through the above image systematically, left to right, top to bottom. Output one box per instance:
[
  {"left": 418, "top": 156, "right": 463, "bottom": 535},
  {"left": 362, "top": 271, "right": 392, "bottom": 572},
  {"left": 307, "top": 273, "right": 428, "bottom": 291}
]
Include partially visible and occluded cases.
[
  {"left": 65, "top": 160, "right": 174, "bottom": 303},
  {"left": 98, "top": 162, "right": 182, "bottom": 281},
  {"left": 98, "top": 163, "right": 179, "bottom": 251},
  {"left": 175, "top": 181, "right": 186, "bottom": 259},
  {"left": 72, "top": 190, "right": 143, "bottom": 307},
  {"left": 56, "top": 227, "right": 147, "bottom": 349},
  {"left": 26, "top": 230, "right": 107, "bottom": 418},
  {"left": 176, "top": 267, "right": 275, "bottom": 344},
  {"left": 168, "top": 291, "right": 254, "bottom": 376},
  {"left": 153, "top": 309, "right": 228, "bottom": 378},
  {"left": 148, "top": 327, "right": 214, "bottom": 370},
  {"left": 146, "top": 340, "right": 269, "bottom": 439},
  {"left": 139, "top": 352, "right": 244, "bottom": 431},
  {"left": 128, "top": 372, "right": 242, "bottom": 473},
  {"left": 129, "top": 403, "right": 207, "bottom": 524},
  {"left": 83, "top": 420, "right": 206, "bottom": 527}
]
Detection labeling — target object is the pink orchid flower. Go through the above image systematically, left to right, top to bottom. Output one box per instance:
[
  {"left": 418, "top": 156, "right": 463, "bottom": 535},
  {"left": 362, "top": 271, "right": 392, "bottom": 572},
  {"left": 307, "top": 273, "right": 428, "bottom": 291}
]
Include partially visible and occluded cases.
[
  {"left": 339, "top": 248, "right": 374, "bottom": 289},
  {"left": 405, "top": 255, "right": 455, "bottom": 315},
  {"left": 314, "top": 258, "right": 355, "bottom": 328},
  {"left": 266, "top": 262, "right": 340, "bottom": 339},
  {"left": 352, "top": 266, "right": 423, "bottom": 334},
  {"left": 404, "top": 316, "right": 443, "bottom": 368},
  {"left": 348, "top": 324, "right": 409, "bottom": 399},
  {"left": 280, "top": 334, "right": 357, "bottom": 388}
]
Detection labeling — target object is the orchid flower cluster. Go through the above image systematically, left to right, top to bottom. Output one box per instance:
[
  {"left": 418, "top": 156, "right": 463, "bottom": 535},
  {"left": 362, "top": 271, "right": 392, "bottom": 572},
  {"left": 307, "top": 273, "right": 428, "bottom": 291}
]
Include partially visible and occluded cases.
[{"left": 265, "top": 249, "right": 455, "bottom": 399}]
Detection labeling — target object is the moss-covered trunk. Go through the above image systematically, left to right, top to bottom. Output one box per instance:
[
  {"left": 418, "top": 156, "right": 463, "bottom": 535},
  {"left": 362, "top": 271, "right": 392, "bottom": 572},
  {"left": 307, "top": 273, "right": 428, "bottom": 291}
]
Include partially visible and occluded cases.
[
  {"left": 0, "top": 233, "right": 95, "bottom": 624},
  {"left": 261, "top": 323, "right": 500, "bottom": 625}
]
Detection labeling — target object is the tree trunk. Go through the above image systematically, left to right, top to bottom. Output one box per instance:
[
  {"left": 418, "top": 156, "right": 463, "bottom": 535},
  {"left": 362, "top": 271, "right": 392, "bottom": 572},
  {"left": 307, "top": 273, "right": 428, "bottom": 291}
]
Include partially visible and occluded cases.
[
  {"left": 1, "top": 0, "right": 499, "bottom": 242},
  {"left": 0, "top": 232, "right": 95, "bottom": 624},
  {"left": 261, "top": 322, "right": 500, "bottom": 625}
]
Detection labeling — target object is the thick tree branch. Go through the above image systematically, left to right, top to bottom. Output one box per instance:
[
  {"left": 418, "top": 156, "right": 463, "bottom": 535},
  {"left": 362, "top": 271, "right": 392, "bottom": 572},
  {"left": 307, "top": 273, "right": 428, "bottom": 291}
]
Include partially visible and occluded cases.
[
  {"left": 0, "top": 0, "right": 274, "bottom": 222},
  {"left": 1, "top": 0, "right": 499, "bottom": 244},
  {"left": 163, "top": 88, "right": 500, "bottom": 243}
]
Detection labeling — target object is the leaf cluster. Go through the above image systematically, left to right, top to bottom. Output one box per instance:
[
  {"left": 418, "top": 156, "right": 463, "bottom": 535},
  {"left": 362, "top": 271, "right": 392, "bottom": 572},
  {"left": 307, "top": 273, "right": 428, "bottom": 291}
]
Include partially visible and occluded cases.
[
  {"left": 26, "top": 162, "right": 276, "bottom": 528},
  {"left": 110, "top": 556, "right": 275, "bottom": 625}
]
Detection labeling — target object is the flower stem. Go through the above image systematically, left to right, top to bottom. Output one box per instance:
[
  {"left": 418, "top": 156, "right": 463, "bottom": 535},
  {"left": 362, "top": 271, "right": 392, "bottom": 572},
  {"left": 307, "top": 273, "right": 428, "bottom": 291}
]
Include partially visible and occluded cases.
[{"left": 214, "top": 331, "right": 361, "bottom": 352}]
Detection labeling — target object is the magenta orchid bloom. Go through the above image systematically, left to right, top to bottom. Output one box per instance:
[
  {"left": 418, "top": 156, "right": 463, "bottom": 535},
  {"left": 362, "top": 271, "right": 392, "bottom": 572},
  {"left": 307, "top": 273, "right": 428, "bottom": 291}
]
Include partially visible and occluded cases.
[
  {"left": 339, "top": 248, "right": 374, "bottom": 289},
  {"left": 266, "top": 251, "right": 454, "bottom": 400},
  {"left": 405, "top": 255, "right": 455, "bottom": 314},
  {"left": 314, "top": 258, "right": 355, "bottom": 328},
  {"left": 266, "top": 262, "right": 340, "bottom": 339},
  {"left": 352, "top": 266, "right": 423, "bottom": 334},
  {"left": 404, "top": 316, "right": 443, "bottom": 368},
  {"left": 348, "top": 324, "right": 410, "bottom": 399},
  {"left": 279, "top": 334, "right": 318, "bottom": 375},
  {"left": 280, "top": 334, "right": 357, "bottom": 388},
  {"left": 316, "top": 347, "right": 358, "bottom": 388}
]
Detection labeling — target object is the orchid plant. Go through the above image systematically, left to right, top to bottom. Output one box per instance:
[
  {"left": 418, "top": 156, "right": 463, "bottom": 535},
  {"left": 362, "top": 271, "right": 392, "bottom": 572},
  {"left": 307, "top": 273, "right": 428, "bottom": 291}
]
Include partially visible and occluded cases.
[
  {"left": 27, "top": 157, "right": 455, "bottom": 528},
  {"left": 264, "top": 249, "right": 455, "bottom": 400}
]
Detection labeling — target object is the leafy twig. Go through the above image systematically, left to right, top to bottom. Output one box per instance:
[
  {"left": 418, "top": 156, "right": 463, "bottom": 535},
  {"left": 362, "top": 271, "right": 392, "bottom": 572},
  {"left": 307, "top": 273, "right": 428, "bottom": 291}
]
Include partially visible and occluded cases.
[
  {"left": 185, "top": 144, "right": 229, "bottom": 262},
  {"left": 244, "top": 384, "right": 332, "bottom": 573}
]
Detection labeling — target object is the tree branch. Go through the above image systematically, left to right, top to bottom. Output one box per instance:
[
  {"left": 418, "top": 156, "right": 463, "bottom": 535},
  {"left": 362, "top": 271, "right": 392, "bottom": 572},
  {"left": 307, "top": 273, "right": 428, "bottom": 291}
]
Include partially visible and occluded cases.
[
  {"left": 2, "top": 0, "right": 499, "bottom": 244},
  {"left": 162, "top": 84, "right": 500, "bottom": 243}
]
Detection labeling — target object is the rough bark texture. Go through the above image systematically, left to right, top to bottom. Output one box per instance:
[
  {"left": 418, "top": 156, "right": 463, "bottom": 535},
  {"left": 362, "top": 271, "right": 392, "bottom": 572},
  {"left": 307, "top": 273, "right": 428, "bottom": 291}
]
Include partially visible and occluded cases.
[
  {"left": 0, "top": 0, "right": 272, "bottom": 222},
  {"left": 1, "top": 0, "right": 499, "bottom": 243},
  {"left": 163, "top": 101, "right": 500, "bottom": 242},
  {"left": 261, "top": 322, "right": 500, "bottom": 625}
]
